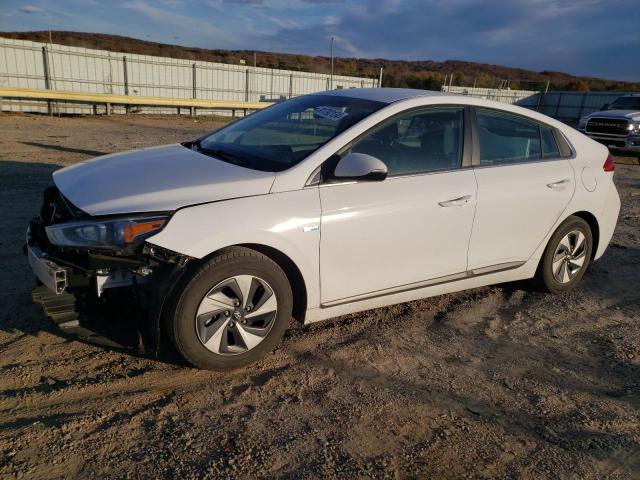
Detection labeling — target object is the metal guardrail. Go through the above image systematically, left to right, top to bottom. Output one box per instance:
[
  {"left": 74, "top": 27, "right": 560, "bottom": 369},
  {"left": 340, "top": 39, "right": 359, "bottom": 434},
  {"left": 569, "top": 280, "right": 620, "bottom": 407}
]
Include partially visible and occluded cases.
[{"left": 0, "top": 87, "right": 271, "bottom": 115}]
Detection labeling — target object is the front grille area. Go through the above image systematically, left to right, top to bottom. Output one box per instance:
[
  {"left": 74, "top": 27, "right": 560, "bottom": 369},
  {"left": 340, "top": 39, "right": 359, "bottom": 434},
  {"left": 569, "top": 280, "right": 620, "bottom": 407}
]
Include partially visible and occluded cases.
[
  {"left": 586, "top": 117, "right": 630, "bottom": 136},
  {"left": 595, "top": 138, "right": 626, "bottom": 148},
  {"left": 30, "top": 186, "right": 87, "bottom": 252},
  {"left": 39, "top": 186, "right": 85, "bottom": 226}
]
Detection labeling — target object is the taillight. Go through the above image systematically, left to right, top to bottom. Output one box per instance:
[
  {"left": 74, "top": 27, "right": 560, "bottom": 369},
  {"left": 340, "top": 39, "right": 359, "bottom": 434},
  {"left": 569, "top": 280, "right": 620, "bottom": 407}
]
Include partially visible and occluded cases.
[{"left": 603, "top": 152, "right": 615, "bottom": 172}]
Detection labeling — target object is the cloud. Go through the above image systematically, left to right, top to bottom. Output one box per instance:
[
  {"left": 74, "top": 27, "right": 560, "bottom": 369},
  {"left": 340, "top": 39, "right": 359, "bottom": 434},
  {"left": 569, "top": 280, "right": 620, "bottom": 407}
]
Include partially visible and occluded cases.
[
  {"left": 8, "top": 0, "right": 639, "bottom": 80},
  {"left": 120, "top": 0, "right": 241, "bottom": 47},
  {"left": 160, "top": 0, "right": 184, "bottom": 8},
  {"left": 222, "top": 0, "right": 264, "bottom": 4},
  {"left": 244, "top": 0, "right": 639, "bottom": 80},
  {"left": 19, "top": 5, "right": 42, "bottom": 14}
]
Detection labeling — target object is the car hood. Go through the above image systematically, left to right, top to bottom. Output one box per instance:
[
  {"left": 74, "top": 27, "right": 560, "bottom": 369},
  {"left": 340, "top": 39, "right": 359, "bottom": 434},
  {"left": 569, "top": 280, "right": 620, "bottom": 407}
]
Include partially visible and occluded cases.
[
  {"left": 585, "top": 110, "right": 640, "bottom": 121},
  {"left": 53, "top": 144, "right": 275, "bottom": 216}
]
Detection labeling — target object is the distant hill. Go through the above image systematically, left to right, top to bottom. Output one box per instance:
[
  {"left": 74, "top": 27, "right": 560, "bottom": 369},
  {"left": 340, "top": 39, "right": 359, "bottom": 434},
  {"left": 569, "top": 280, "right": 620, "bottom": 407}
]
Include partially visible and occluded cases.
[{"left": 2, "top": 31, "right": 638, "bottom": 92}]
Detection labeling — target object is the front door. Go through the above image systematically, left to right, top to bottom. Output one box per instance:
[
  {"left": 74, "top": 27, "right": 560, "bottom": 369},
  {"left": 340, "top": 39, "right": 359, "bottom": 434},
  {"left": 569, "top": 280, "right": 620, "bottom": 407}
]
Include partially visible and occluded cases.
[{"left": 319, "top": 106, "right": 477, "bottom": 304}]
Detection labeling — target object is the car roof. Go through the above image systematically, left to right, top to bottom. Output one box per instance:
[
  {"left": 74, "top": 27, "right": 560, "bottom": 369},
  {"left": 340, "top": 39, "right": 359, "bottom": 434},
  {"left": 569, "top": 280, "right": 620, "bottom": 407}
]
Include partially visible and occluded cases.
[{"left": 319, "top": 88, "right": 451, "bottom": 104}]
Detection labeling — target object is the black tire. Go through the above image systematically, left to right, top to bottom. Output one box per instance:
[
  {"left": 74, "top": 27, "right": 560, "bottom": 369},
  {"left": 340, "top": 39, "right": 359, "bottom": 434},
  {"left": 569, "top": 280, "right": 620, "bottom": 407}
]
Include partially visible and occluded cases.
[
  {"left": 534, "top": 215, "right": 593, "bottom": 294},
  {"left": 165, "top": 247, "right": 293, "bottom": 370}
]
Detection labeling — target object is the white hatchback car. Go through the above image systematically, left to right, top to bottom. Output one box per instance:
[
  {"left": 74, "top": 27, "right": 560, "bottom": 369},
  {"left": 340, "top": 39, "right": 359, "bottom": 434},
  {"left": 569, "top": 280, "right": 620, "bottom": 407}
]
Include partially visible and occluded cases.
[{"left": 27, "top": 89, "right": 620, "bottom": 370}]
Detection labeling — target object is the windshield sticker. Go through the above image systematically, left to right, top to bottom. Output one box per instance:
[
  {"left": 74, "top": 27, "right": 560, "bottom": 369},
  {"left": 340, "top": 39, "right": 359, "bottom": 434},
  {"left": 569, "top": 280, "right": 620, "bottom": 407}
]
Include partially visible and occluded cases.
[{"left": 313, "top": 106, "right": 348, "bottom": 121}]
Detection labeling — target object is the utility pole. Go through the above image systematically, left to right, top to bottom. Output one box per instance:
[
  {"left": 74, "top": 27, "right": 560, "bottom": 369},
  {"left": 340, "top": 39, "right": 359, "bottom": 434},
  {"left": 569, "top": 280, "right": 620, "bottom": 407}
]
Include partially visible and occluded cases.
[
  {"left": 46, "top": 13, "right": 56, "bottom": 114},
  {"left": 330, "top": 36, "right": 334, "bottom": 90},
  {"left": 378, "top": 67, "right": 383, "bottom": 88}
]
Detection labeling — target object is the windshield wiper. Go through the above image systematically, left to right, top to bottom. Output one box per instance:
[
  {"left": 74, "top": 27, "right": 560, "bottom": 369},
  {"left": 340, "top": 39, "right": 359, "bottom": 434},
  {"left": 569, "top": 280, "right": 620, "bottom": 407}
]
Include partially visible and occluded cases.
[{"left": 199, "top": 147, "right": 250, "bottom": 168}]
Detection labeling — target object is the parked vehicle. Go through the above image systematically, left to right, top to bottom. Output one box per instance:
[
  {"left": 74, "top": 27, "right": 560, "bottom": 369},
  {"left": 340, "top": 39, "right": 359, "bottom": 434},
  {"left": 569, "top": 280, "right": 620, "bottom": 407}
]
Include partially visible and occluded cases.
[
  {"left": 26, "top": 88, "right": 620, "bottom": 370},
  {"left": 578, "top": 94, "right": 640, "bottom": 154}
]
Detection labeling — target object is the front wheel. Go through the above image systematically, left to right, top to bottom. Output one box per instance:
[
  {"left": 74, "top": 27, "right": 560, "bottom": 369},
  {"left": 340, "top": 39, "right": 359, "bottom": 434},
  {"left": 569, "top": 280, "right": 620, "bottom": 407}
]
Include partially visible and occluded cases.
[
  {"left": 534, "top": 216, "right": 593, "bottom": 294},
  {"left": 166, "top": 247, "right": 293, "bottom": 370}
]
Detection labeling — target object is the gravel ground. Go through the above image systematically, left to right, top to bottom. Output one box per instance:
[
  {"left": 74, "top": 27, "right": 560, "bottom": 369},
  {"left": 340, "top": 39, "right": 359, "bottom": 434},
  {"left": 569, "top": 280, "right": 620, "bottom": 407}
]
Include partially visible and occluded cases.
[{"left": 0, "top": 113, "right": 639, "bottom": 479}]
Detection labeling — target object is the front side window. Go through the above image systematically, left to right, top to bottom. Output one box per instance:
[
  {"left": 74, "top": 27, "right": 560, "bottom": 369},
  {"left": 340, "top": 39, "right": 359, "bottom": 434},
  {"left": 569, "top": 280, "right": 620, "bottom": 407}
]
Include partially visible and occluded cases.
[
  {"left": 197, "top": 95, "right": 384, "bottom": 172},
  {"left": 350, "top": 107, "right": 464, "bottom": 176},
  {"left": 477, "top": 109, "right": 541, "bottom": 166}
]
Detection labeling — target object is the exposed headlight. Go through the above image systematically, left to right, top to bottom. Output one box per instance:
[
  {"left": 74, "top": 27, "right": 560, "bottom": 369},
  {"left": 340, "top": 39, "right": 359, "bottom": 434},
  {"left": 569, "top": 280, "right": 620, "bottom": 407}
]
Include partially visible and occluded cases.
[
  {"left": 629, "top": 121, "right": 640, "bottom": 134},
  {"left": 45, "top": 216, "right": 168, "bottom": 251}
]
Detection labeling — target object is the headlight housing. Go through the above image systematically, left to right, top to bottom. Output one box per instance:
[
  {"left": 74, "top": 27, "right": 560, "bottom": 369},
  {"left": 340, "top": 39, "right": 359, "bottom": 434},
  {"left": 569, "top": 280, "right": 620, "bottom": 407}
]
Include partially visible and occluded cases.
[
  {"left": 578, "top": 116, "right": 589, "bottom": 128},
  {"left": 45, "top": 216, "right": 168, "bottom": 251}
]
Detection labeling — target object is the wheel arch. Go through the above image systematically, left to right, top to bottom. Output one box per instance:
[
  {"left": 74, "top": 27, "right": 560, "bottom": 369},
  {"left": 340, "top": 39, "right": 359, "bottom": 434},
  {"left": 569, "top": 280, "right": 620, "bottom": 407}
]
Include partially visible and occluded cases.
[
  {"left": 571, "top": 211, "right": 600, "bottom": 260},
  {"left": 198, "top": 243, "right": 308, "bottom": 324}
]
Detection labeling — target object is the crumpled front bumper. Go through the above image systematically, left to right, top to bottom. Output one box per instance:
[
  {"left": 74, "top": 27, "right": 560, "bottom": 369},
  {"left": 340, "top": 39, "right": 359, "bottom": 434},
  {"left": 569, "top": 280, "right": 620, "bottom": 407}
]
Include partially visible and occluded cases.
[
  {"left": 25, "top": 222, "right": 192, "bottom": 355},
  {"left": 26, "top": 227, "right": 68, "bottom": 294}
]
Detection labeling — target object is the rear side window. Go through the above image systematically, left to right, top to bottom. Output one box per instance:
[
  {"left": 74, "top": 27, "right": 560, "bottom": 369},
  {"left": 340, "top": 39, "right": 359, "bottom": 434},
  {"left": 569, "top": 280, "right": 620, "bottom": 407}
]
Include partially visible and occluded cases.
[
  {"left": 476, "top": 109, "right": 541, "bottom": 166},
  {"left": 541, "top": 126, "right": 561, "bottom": 159}
]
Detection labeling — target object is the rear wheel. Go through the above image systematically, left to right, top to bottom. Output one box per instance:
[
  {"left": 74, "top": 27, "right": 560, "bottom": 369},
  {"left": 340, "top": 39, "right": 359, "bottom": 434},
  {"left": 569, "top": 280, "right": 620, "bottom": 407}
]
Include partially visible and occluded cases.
[
  {"left": 535, "top": 216, "right": 592, "bottom": 294},
  {"left": 166, "top": 247, "right": 293, "bottom": 370}
]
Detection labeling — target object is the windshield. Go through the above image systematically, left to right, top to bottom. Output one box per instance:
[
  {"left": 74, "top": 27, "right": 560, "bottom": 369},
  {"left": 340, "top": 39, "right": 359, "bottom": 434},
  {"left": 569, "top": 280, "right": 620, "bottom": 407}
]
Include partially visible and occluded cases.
[
  {"left": 195, "top": 94, "right": 385, "bottom": 172},
  {"left": 608, "top": 96, "right": 640, "bottom": 110}
]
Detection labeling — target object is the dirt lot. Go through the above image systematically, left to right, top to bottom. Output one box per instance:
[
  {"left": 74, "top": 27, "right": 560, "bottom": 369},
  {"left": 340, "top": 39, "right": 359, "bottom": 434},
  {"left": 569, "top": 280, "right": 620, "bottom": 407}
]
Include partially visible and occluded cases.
[{"left": 0, "top": 114, "right": 638, "bottom": 479}]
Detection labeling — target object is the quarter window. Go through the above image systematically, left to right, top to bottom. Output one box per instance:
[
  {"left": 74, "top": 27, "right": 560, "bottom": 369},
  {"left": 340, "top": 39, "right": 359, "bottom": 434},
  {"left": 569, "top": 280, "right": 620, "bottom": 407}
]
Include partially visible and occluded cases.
[
  {"left": 350, "top": 107, "right": 464, "bottom": 176},
  {"left": 476, "top": 109, "right": 541, "bottom": 166},
  {"left": 541, "top": 126, "right": 561, "bottom": 159}
]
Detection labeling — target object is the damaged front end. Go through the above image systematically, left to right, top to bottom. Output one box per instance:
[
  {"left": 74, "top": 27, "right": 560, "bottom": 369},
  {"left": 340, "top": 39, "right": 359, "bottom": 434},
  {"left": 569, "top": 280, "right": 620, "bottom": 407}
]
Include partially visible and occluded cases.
[{"left": 25, "top": 186, "right": 192, "bottom": 355}]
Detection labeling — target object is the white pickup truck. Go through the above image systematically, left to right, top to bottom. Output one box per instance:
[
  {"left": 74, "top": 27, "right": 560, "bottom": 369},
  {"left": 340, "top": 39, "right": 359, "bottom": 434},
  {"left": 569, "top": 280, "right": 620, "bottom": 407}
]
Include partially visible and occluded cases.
[{"left": 578, "top": 94, "right": 640, "bottom": 154}]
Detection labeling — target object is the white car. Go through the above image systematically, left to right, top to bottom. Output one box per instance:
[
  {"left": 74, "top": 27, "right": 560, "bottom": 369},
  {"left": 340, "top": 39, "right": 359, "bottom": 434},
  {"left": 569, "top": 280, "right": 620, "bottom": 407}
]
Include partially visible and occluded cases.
[{"left": 26, "top": 88, "right": 621, "bottom": 370}]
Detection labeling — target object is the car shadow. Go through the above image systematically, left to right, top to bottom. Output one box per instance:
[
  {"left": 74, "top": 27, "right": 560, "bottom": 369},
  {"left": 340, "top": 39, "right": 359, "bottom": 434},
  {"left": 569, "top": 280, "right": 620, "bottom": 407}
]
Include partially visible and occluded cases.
[{"left": 19, "top": 141, "right": 109, "bottom": 157}]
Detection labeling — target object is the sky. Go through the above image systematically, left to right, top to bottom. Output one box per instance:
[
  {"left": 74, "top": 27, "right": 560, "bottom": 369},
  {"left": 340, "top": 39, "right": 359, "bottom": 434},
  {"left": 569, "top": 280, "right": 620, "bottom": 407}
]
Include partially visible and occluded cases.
[{"left": 1, "top": 0, "right": 639, "bottom": 81}]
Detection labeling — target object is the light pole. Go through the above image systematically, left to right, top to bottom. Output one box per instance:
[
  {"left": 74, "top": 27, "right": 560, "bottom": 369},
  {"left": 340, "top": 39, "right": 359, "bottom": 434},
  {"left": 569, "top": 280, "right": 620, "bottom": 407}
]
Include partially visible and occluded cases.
[{"left": 330, "top": 36, "right": 334, "bottom": 90}]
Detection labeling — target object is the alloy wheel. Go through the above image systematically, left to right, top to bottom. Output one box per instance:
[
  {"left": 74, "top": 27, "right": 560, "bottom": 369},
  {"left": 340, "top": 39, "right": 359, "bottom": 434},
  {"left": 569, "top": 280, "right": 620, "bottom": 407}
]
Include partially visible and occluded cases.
[
  {"left": 552, "top": 230, "right": 588, "bottom": 284},
  {"left": 195, "top": 275, "right": 278, "bottom": 355}
]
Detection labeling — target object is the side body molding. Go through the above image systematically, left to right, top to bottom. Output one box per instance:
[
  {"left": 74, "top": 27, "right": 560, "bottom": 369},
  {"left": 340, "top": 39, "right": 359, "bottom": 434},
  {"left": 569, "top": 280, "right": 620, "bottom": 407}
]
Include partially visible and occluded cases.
[{"left": 147, "top": 189, "right": 322, "bottom": 309}]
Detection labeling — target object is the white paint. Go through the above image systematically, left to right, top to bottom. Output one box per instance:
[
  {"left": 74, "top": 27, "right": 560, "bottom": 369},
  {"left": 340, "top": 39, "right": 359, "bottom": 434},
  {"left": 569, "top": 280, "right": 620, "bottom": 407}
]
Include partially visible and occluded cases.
[
  {"left": 53, "top": 144, "right": 275, "bottom": 216},
  {"left": 468, "top": 160, "right": 574, "bottom": 269},
  {"left": 581, "top": 166, "right": 597, "bottom": 192},
  {"left": 318, "top": 170, "right": 476, "bottom": 303}
]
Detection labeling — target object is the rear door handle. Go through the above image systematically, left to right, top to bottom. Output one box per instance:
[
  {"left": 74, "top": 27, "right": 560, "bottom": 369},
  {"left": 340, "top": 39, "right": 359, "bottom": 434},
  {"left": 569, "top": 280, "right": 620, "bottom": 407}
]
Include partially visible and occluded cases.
[
  {"left": 547, "top": 179, "right": 570, "bottom": 189},
  {"left": 439, "top": 194, "right": 472, "bottom": 207}
]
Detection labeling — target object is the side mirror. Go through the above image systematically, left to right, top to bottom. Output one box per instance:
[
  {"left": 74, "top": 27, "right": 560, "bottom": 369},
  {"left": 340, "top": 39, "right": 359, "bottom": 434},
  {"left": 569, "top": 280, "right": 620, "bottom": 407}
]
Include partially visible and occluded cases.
[
  {"left": 602, "top": 103, "right": 610, "bottom": 110},
  {"left": 333, "top": 153, "right": 388, "bottom": 182}
]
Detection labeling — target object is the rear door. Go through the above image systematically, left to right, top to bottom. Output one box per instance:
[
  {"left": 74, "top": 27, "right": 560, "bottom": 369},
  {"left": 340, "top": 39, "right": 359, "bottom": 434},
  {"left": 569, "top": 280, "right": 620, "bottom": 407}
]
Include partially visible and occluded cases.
[{"left": 467, "top": 108, "right": 574, "bottom": 270}]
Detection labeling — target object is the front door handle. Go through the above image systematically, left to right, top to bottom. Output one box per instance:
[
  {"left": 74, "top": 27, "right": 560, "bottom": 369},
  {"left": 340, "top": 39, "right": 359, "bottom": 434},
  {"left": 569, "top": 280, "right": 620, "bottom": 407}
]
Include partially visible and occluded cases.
[
  {"left": 547, "top": 179, "right": 570, "bottom": 189},
  {"left": 439, "top": 194, "right": 472, "bottom": 207}
]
